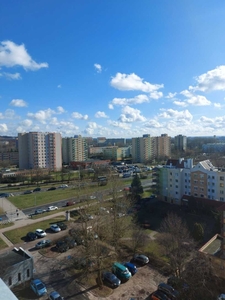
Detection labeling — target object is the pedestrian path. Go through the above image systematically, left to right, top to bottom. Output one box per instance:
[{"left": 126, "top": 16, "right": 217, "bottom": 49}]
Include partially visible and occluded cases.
[{"left": 0, "top": 197, "right": 27, "bottom": 222}]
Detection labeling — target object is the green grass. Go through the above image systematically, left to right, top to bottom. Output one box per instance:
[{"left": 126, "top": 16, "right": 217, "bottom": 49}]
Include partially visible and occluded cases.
[
  {"left": 8, "top": 184, "right": 110, "bottom": 209},
  {"left": 3, "top": 216, "right": 66, "bottom": 244},
  {"left": 0, "top": 221, "right": 14, "bottom": 229},
  {"left": 0, "top": 237, "right": 8, "bottom": 250}
]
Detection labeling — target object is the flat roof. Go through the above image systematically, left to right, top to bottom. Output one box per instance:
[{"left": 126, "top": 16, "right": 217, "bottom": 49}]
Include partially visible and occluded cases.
[{"left": 201, "top": 236, "right": 222, "bottom": 256}]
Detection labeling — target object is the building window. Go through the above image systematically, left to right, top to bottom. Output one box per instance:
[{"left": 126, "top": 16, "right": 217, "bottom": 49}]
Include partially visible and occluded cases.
[
  {"left": 212, "top": 176, "right": 215, "bottom": 179},
  {"left": 220, "top": 176, "right": 224, "bottom": 181},
  {"left": 220, "top": 183, "right": 224, "bottom": 187},
  {"left": 212, "top": 189, "right": 215, "bottom": 193},
  {"left": 220, "top": 190, "right": 224, "bottom": 194},
  {"left": 220, "top": 197, "right": 224, "bottom": 201},
  {"left": 27, "top": 269, "right": 30, "bottom": 278},
  {"left": 18, "top": 273, "right": 21, "bottom": 281},
  {"left": 8, "top": 277, "right": 12, "bottom": 286}
]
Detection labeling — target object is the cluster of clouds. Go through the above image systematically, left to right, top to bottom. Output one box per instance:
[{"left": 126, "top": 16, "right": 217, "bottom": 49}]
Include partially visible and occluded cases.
[{"left": 1, "top": 40, "right": 225, "bottom": 137}]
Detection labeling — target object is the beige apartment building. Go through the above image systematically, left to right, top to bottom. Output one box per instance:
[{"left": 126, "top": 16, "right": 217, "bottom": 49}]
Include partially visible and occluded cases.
[
  {"left": 18, "top": 132, "right": 62, "bottom": 171},
  {"left": 62, "top": 135, "right": 87, "bottom": 164}
]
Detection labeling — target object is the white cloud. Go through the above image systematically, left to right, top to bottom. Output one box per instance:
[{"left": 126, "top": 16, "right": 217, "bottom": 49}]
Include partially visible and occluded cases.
[
  {"left": 0, "top": 40, "right": 48, "bottom": 71},
  {"left": 94, "top": 63, "right": 102, "bottom": 73},
  {"left": 189, "top": 65, "right": 225, "bottom": 92},
  {"left": 3, "top": 72, "right": 21, "bottom": 80},
  {"left": 110, "top": 72, "right": 163, "bottom": 93},
  {"left": 57, "top": 84, "right": 62, "bottom": 88},
  {"left": 180, "top": 90, "right": 211, "bottom": 106},
  {"left": 149, "top": 91, "right": 163, "bottom": 99},
  {"left": 166, "top": 92, "right": 177, "bottom": 99},
  {"left": 109, "top": 94, "right": 149, "bottom": 108},
  {"left": 10, "top": 99, "right": 27, "bottom": 107},
  {"left": 173, "top": 100, "right": 187, "bottom": 107},
  {"left": 214, "top": 102, "right": 223, "bottom": 108},
  {"left": 108, "top": 103, "right": 114, "bottom": 110},
  {"left": 56, "top": 106, "right": 66, "bottom": 114},
  {"left": 118, "top": 106, "right": 146, "bottom": 123},
  {"left": 27, "top": 108, "right": 55, "bottom": 123},
  {"left": 158, "top": 109, "right": 193, "bottom": 122},
  {"left": 95, "top": 111, "right": 109, "bottom": 118},
  {"left": 71, "top": 112, "right": 88, "bottom": 120},
  {"left": 19, "top": 119, "right": 33, "bottom": 127},
  {"left": 144, "top": 119, "right": 163, "bottom": 128},
  {"left": 107, "top": 120, "right": 131, "bottom": 130},
  {"left": 84, "top": 122, "right": 101, "bottom": 135},
  {"left": 0, "top": 124, "right": 8, "bottom": 133}
]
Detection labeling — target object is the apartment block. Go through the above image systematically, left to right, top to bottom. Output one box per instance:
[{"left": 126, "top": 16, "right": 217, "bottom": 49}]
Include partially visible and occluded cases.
[
  {"left": 18, "top": 132, "right": 62, "bottom": 171},
  {"left": 132, "top": 134, "right": 153, "bottom": 163},
  {"left": 174, "top": 134, "right": 187, "bottom": 151},
  {"left": 62, "top": 135, "right": 87, "bottom": 164},
  {"left": 159, "top": 158, "right": 225, "bottom": 205}
]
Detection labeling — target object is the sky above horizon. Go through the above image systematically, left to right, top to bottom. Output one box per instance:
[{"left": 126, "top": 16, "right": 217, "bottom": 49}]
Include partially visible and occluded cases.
[{"left": 1, "top": 1, "right": 225, "bottom": 138}]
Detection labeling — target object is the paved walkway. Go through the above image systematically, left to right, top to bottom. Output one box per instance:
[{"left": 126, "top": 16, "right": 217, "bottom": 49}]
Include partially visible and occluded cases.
[{"left": 0, "top": 197, "right": 67, "bottom": 247}]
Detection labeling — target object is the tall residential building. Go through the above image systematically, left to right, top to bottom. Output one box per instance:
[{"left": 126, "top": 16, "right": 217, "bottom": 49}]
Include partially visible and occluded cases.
[
  {"left": 18, "top": 132, "right": 62, "bottom": 170},
  {"left": 154, "top": 134, "right": 171, "bottom": 158},
  {"left": 174, "top": 134, "right": 187, "bottom": 151},
  {"left": 62, "top": 135, "right": 87, "bottom": 164},
  {"left": 132, "top": 135, "right": 152, "bottom": 163}
]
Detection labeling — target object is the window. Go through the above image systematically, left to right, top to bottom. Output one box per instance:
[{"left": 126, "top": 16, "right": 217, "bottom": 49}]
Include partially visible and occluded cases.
[
  {"left": 212, "top": 176, "right": 215, "bottom": 179},
  {"left": 220, "top": 176, "right": 224, "bottom": 181},
  {"left": 220, "top": 183, "right": 224, "bottom": 187},
  {"left": 212, "top": 189, "right": 215, "bottom": 193},
  {"left": 220, "top": 190, "right": 224, "bottom": 194},
  {"left": 220, "top": 197, "right": 224, "bottom": 201},
  {"left": 27, "top": 269, "right": 30, "bottom": 278},
  {"left": 18, "top": 273, "right": 21, "bottom": 281},
  {"left": 8, "top": 277, "right": 12, "bottom": 286}
]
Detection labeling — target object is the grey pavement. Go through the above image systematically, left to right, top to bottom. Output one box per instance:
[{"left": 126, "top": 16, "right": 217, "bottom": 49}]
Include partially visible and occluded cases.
[{"left": 0, "top": 197, "right": 67, "bottom": 247}]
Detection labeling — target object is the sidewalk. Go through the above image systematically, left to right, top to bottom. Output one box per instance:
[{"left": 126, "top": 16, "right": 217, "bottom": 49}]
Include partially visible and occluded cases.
[{"left": 0, "top": 197, "right": 67, "bottom": 247}]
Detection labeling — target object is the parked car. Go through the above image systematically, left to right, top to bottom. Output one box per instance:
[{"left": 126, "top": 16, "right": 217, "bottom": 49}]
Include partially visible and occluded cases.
[
  {"left": 59, "top": 184, "right": 68, "bottom": 188},
  {"left": 33, "top": 187, "right": 41, "bottom": 192},
  {"left": 47, "top": 187, "right": 56, "bottom": 191},
  {"left": 24, "top": 190, "right": 33, "bottom": 194},
  {"left": 0, "top": 193, "right": 10, "bottom": 198},
  {"left": 66, "top": 201, "right": 75, "bottom": 206},
  {"left": 47, "top": 206, "right": 58, "bottom": 211},
  {"left": 34, "top": 209, "right": 46, "bottom": 214},
  {"left": 57, "top": 222, "right": 67, "bottom": 230},
  {"left": 50, "top": 224, "right": 61, "bottom": 232},
  {"left": 35, "top": 229, "right": 47, "bottom": 238},
  {"left": 26, "top": 232, "right": 37, "bottom": 241},
  {"left": 56, "top": 237, "right": 77, "bottom": 252},
  {"left": 35, "top": 239, "right": 52, "bottom": 249},
  {"left": 131, "top": 254, "right": 149, "bottom": 265},
  {"left": 112, "top": 262, "right": 131, "bottom": 282},
  {"left": 123, "top": 262, "right": 137, "bottom": 275},
  {"left": 102, "top": 271, "right": 121, "bottom": 288},
  {"left": 30, "top": 279, "right": 47, "bottom": 296},
  {"left": 158, "top": 283, "right": 179, "bottom": 299},
  {"left": 49, "top": 290, "right": 64, "bottom": 300},
  {"left": 150, "top": 290, "right": 171, "bottom": 300}
]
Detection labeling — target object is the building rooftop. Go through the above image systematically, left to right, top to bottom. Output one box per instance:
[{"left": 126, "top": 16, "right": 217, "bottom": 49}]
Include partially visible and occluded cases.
[{"left": 199, "top": 234, "right": 223, "bottom": 257}]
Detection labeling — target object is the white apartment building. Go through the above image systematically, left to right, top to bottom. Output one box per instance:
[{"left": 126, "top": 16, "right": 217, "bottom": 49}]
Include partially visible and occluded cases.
[
  {"left": 18, "top": 132, "right": 62, "bottom": 171},
  {"left": 62, "top": 135, "right": 87, "bottom": 164},
  {"left": 159, "top": 158, "right": 225, "bottom": 204}
]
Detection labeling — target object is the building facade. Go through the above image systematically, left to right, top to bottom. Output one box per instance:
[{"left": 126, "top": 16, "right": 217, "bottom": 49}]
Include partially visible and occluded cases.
[
  {"left": 18, "top": 132, "right": 62, "bottom": 170},
  {"left": 174, "top": 134, "right": 187, "bottom": 151},
  {"left": 62, "top": 135, "right": 87, "bottom": 164},
  {"left": 132, "top": 135, "right": 153, "bottom": 163},
  {"left": 159, "top": 158, "right": 225, "bottom": 205}
]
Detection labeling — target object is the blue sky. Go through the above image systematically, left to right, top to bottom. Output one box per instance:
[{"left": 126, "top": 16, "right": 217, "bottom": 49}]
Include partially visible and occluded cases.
[{"left": 1, "top": 1, "right": 225, "bottom": 138}]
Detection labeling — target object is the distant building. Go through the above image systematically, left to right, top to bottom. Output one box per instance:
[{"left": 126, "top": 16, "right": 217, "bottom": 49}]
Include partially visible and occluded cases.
[
  {"left": 18, "top": 132, "right": 62, "bottom": 170},
  {"left": 152, "top": 134, "right": 171, "bottom": 158},
  {"left": 174, "top": 134, "right": 187, "bottom": 151},
  {"left": 62, "top": 135, "right": 88, "bottom": 164},
  {"left": 132, "top": 135, "right": 152, "bottom": 163},
  {"left": 202, "top": 143, "right": 225, "bottom": 153},
  {"left": 0, "top": 151, "right": 19, "bottom": 165},
  {"left": 0, "top": 247, "right": 33, "bottom": 288}
]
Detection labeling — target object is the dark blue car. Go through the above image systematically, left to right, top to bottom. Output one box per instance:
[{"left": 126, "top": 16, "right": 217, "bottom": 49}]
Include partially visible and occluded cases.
[{"left": 123, "top": 262, "right": 137, "bottom": 275}]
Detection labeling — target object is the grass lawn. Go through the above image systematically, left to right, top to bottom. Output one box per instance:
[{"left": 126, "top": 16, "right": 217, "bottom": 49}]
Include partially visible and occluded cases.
[
  {"left": 8, "top": 184, "right": 110, "bottom": 209},
  {"left": 4, "top": 216, "right": 66, "bottom": 244},
  {"left": 0, "top": 221, "right": 14, "bottom": 229},
  {"left": 0, "top": 237, "right": 7, "bottom": 250}
]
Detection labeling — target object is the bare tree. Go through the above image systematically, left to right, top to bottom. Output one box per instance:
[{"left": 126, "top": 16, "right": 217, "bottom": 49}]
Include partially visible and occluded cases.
[
  {"left": 158, "top": 212, "right": 194, "bottom": 278},
  {"left": 130, "top": 225, "right": 149, "bottom": 255}
]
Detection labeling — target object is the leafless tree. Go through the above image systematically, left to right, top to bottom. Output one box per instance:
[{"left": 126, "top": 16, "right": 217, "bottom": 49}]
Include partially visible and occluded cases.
[
  {"left": 158, "top": 212, "right": 194, "bottom": 278},
  {"left": 130, "top": 225, "right": 149, "bottom": 255}
]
